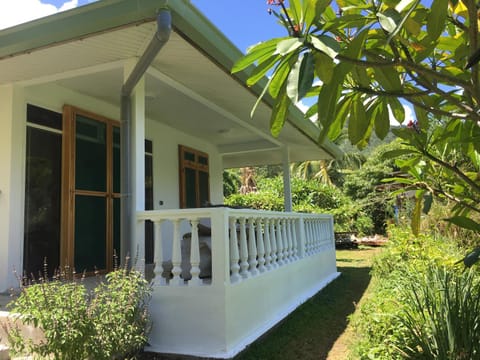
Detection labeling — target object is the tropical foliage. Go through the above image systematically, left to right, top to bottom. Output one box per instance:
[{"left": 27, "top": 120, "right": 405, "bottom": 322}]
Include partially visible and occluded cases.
[
  {"left": 232, "top": 0, "right": 480, "bottom": 241},
  {"left": 350, "top": 226, "right": 480, "bottom": 359}
]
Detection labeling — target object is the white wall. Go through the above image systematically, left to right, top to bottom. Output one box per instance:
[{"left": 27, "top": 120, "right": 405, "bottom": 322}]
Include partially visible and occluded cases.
[
  {"left": 0, "top": 82, "right": 225, "bottom": 291},
  {"left": 0, "top": 85, "right": 26, "bottom": 292},
  {"left": 146, "top": 118, "right": 223, "bottom": 212}
]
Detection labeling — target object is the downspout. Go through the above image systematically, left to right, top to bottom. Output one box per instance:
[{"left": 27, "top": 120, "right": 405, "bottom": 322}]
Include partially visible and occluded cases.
[{"left": 120, "top": 9, "right": 171, "bottom": 261}]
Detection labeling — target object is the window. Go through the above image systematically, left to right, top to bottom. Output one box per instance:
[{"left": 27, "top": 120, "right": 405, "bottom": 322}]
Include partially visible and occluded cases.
[
  {"left": 24, "top": 104, "right": 63, "bottom": 277},
  {"left": 145, "top": 139, "right": 154, "bottom": 264},
  {"left": 179, "top": 145, "right": 209, "bottom": 208}
]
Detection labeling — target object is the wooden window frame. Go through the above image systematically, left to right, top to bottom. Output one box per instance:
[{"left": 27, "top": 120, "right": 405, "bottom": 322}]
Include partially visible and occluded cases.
[
  {"left": 61, "top": 105, "right": 120, "bottom": 273},
  {"left": 178, "top": 145, "right": 210, "bottom": 208}
]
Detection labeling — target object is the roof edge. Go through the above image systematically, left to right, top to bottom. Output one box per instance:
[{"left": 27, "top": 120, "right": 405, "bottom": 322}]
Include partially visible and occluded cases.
[{"left": 0, "top": 0, "right": 168, "bottom": 60}]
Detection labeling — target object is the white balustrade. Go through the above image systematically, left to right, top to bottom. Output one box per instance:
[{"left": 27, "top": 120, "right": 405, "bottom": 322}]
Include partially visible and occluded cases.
[{"left": 137, "top": 208, "right": 335, "bottom": 287}]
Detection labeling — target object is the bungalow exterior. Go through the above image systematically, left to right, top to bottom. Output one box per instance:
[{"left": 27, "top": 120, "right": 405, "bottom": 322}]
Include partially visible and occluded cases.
[{"left": 0, "top": 0, "right": 342, "bottom": 358}]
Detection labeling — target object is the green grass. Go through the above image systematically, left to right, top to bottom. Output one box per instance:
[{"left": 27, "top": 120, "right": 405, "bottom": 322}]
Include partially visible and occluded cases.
[{"left": 234, "top": 247, "right": 380, "bottom": 360}]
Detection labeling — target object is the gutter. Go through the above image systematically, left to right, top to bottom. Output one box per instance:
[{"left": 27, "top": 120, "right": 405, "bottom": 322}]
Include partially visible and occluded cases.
[{"left": 120, "top": 9, "right": 171, "bottom": 262}]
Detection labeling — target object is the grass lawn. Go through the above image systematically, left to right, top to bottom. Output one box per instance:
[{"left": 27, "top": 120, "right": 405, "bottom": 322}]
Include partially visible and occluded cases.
[{"left": 234, "top": 246, "right": 381, "bottom": 360}]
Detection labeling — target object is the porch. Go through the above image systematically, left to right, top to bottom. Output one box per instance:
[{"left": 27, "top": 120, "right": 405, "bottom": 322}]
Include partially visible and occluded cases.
[{"left": 137, "top": 207, "right": 339, "bottom": 358}]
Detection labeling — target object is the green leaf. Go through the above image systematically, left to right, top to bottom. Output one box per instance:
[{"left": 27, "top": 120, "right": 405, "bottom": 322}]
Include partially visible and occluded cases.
[
  {"left": 289, "top": 0, "right": 303, "bottom": 30},
  {"left": 304, "top": 0, "right": 331, "bottom": 30},
  {"left": 427, "top": 0, "right": 448, "bottom": 41},
  {"left": 377, "top": 8, "right": 402, "bottom": 33},
  {"left": 318, "top": 29, "right": 368, "bottom": 142},
  {"left": 309, "top": 35, "right": 340, "bottom": 59},
  {"left": 232, "top": 38, "right": 284, "bottom": 73},
  {"left": 275, "top": 38, "right": 303, "bottom": 56},
  {"left": 298, "top": 52, "right": 315, "bottom": 100},
  {"left": 314, "top": 52, "right": 335, "bottom": 84},
  {"left": 287, "top": 53, "right": 315, "bottom": 103},
  {"left": 246, "top": 54, "right": 281, "bottom": 86},
  {"left": 269, "top": 55, "right": 295, "bottom": 98},
  {"left": 374, "top": 67, "right": 402, "bottom": 91},
  {"left": 270, "top": 86, "right": 291, "bottom": 137},
  {"left": 328, "top": 95, "right": 352, "bottom": 140},
  {"left": 348, "top": 95, "right": 369, "bottom": 145},
  {"left": 389, "top": 98, "right": 405, "bottom": 123},
  {"left": 373, "top": 99, "right": 390, "bottom": 139},
  {"left": 382, "top": 148, "right": 416, "bottom": 159},
  {"left": 411, "top": 190, "right": 424, "bottom": 235},
  {"left": 422, "top": 192, "right": 433, "bottom": 214},
  {"left": 446, "top": 216, "right": 480, "bottom": 232}
]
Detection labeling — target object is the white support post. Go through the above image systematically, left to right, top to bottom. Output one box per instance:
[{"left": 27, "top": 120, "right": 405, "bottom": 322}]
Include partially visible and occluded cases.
[{"left": 282, "top": 146, "right": 292, "bottom": 212}]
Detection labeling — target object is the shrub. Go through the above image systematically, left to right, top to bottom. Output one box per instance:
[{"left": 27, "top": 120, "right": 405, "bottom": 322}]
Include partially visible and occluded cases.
[
  {"left": 350, "top": 226, "right": 472, "bottom": 359},
  {"left": 6, "top": 262, "right": 151, "bottom": 360}
]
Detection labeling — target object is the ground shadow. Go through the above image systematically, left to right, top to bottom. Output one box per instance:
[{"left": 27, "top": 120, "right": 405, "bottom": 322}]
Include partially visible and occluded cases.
[{"left": 233, "top": 262, "right": 373, "bottom": 359}]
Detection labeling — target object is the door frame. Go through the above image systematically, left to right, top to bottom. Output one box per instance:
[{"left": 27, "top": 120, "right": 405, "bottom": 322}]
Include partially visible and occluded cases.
[{"left": 61, "top": 105, "right": 120, "bottom": 273}]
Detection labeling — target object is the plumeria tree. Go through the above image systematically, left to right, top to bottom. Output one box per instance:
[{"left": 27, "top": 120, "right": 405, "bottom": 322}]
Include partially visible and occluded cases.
[{"left": 232, "top": 0, "right": 480, "bottom": 252}]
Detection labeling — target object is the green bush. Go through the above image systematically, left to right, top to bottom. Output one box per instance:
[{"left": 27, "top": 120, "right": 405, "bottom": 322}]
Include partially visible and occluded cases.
[
  {"left": 225, "top": 176, "right": 374, "bottom": 234},
  {"left": 350, "top": 226, "right": 476, "bottom": 359},
  {"left": 6, "top": 263, "right": 151, "bottom": 360}
]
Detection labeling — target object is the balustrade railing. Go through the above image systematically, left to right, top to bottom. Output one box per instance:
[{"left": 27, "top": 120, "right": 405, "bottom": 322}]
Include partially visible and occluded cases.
[{"left": 137, "top": 208, "right": 334, "bottom": 287}]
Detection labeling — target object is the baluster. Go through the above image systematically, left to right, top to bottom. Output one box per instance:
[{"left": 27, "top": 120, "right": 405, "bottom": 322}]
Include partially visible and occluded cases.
[
  {"left": 229, "top": 217, "right": 241, "bottom": 283},
  {"left": 239, "top": 217, "right": 250, "bottom": 278},
  {"left": 248, "top": 218, "right": 259, "bottom": 276},
  {"left": 256, "top": 218, "right": 266, "bottom": 273},
  {"left": 263, "top": 218, "right": 272, "bottom": 270},
  {"left": 269, "top": 218, "right": 278, "bottom": 268},
  {"left": 281, "top": 218, "right": 290, "bottom": 263},
  {"left": 286, "top": 218, "right": 293, "bottom": 261},
  {"left": 287, "top": 218, "right": 294, "bottom": 261},
  {"left": 290, "top": 218, "right": 298, "bottom": 260},
  {"left": 171, "top": 219, "right": 183, "bottom": 285},
  {"left": 189, "top": 219, "right": 202, "bottom": 285},
  {"left": 276, "top": 219, "right": 284, "bottom": 266},
  {"left": 305, "top": 219, "right": 311, "bottom": 255},
  {"left": 153, "top": 220, "right": 166, "bottom": 285},
  {"left": 309, "top": 220, "right": 315, "bottom": 254},
  {"left": 310, "top": 220, "right": 316, "bottom": 253},
  {"left": 315, "top": 220, "right": 321, "bottom": 251}
]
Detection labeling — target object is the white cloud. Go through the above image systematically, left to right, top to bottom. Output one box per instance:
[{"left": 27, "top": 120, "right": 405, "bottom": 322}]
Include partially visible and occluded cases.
[{"left": 0, "top": 0, "right": 78, "bottom": 30}]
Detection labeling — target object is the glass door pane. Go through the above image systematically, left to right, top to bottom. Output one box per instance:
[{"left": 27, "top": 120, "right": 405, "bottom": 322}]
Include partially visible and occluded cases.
[
  {"left": 75, "top": 115, "right": 106, "bottom": 191},
  {"left": 24, "top": 127, "right": 62, "bottom": 277},
  {"left": 74, "top": 195, "right": 106, "bottom": 272}
]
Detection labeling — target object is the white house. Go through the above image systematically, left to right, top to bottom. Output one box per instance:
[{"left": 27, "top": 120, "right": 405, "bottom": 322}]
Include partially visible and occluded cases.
[{"left": 0, "top": 0, "right": 342, "bottom": 358}]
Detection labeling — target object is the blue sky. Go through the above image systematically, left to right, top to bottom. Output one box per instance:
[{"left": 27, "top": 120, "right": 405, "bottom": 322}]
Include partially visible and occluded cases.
[{"left": 2, "top": 0, "right": 285, "bottom": 54}]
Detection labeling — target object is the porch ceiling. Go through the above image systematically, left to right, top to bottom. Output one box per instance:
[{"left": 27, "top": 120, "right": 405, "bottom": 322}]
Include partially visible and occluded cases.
[{"left": 0, "top": 18, "right": 336, "bottom": 167}]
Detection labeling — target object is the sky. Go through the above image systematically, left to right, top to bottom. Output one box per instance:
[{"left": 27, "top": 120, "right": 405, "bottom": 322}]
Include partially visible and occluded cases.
[
  {"left": 0, "top": 0, "right": 411, "bottom": 123},
  {"left": 0, "top": 0, "right": 284, "bottom": 53}
]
